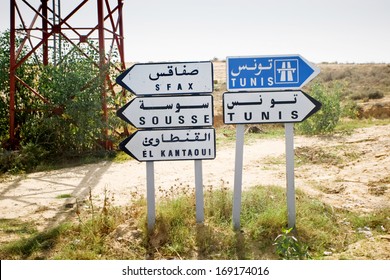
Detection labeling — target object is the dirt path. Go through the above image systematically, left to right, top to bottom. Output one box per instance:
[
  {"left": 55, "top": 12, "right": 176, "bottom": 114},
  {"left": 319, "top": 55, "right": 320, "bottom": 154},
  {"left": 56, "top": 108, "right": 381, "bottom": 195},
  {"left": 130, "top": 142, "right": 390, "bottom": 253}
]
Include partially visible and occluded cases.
[{"left": 1, "top": 124, "right": 389, "bottom": 233}]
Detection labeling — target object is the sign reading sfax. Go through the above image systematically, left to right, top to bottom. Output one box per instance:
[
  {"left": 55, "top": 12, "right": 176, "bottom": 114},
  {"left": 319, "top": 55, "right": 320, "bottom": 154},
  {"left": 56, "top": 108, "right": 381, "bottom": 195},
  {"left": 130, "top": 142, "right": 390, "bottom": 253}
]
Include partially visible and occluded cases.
[{"left": 116, "top": 61, "right": 214, "bottom": 95}]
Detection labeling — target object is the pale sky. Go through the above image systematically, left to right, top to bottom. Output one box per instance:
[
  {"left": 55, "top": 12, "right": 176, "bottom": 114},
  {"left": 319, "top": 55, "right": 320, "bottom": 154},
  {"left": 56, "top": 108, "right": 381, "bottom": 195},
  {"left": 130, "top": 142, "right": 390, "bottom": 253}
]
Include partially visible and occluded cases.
[{"left": 1, "top": 0, "right": 390, "bottom": 63}]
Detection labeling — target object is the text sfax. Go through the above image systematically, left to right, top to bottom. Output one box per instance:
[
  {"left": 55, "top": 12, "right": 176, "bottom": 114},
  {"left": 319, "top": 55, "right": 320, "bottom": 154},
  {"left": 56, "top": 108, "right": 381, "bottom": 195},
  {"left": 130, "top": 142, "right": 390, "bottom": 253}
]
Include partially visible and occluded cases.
[{"left": 155, "top": 83, "right": 194, "bottom": 92}]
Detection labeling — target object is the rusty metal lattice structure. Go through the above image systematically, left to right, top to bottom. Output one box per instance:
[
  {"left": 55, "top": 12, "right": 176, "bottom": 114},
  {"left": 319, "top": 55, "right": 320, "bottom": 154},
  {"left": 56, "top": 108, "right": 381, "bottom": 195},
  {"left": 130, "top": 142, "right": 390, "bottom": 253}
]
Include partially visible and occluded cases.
[{"left": 9, "top": 0, "right": 126, "bottom": 149}]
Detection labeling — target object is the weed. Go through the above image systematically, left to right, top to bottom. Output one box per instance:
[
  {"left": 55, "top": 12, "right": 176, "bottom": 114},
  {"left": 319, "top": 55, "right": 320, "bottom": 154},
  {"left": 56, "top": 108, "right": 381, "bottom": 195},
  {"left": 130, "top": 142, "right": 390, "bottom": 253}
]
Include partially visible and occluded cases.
[
  {"left": 350, "top": 90, "right": 384, "bottom": 101},
  {"left": 341, "top": 100, "right": 360, "bottom": 119},
  {"left": 295, "top": 145, "right": 361, "bottom": 167},
  {"left": 295, "top": 146, "right": 342, "bottom": 166},
  {"left": 112, "top": 151, "right": 132, "bottom": 163},
  {"left": 262, "top": 155, "right": 284, "bottom": 165},
  {"left": 368, "top": 175, "right": 390, "bottom": 196},
  {"left": 205, "top": 183, "right": 232, "bottom": 225},
  {"left": 56, "top": 194, "right": 72, "bottom": 199},
  {"left": 347, "top": 207, "right": 390, "bottom": 231},
  {"left": 0, "top": 219, "right": 37, "bottom": 235},
  {"left": 0, "top": 223, "right": 69, "bottom": 259},
  {"left": 273, "top": 228, "right": 310, "bottom": 260}
]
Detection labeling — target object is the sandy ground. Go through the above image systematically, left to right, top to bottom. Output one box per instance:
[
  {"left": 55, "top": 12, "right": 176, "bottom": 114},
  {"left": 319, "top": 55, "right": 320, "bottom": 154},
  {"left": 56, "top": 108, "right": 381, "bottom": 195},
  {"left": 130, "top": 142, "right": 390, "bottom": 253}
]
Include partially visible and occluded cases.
[{"left": 0, "top": 124, "right": 389, "bottom": 234}]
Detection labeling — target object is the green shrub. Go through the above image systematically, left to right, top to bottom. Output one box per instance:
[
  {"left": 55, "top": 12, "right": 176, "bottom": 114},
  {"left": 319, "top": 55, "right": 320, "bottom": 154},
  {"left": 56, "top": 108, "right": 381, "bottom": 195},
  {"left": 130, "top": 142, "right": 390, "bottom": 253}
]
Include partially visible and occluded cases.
[
  {"left": 297, "top": 83, "right": 341, "bottom": 135},
  {"left": 350, "top": 90, "right": 384, "bottom": 101},
  {"left": 367, "top": 90, "right": 384, "bottom": 99},
  {"left": 341, "top": 100, "right": 360, "bottom": 119},
  {"left": 0, "top": 143, "right": 48, "bottom": 173}
]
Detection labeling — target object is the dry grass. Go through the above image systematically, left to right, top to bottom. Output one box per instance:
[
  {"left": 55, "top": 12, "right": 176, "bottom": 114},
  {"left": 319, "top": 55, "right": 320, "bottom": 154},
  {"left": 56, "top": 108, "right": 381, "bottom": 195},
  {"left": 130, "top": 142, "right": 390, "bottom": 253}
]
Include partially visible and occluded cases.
[{"left": 1, "top": 185, "right": 389, "bottom": 260}]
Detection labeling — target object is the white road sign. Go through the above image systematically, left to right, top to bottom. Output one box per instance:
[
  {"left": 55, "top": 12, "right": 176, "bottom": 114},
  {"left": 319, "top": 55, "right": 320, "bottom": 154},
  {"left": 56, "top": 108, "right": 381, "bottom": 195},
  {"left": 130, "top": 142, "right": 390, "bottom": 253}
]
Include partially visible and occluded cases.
[
  {"left": 116, "top": 61, "right": 214, "bottom": 95},
  {"left": 223, "top": 90, "right": 321, "bottom": 124},
  {"left": 117, "top": 95, "right": 213, "bottom": 129},
  {"left": 119, "top": 128, "right": 216, "bottom": 162}
]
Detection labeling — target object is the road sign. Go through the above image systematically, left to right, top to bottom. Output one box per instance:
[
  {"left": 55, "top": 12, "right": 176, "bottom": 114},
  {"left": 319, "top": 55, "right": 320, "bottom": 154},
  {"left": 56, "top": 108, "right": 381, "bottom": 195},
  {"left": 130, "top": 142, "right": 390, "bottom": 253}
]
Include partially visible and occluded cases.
[
  {"left": 226, "top": 55, "right": 320, "bottom": 92},
  {"left": 116, "top": 60, "right": 215, "bottom": 228},
  {"left": 116, "top": 61, "right": 214, "bottom": 95},
  {"left": 223, "top": 90, "right": 321, "bottom": 124},
  {"left": 117, "top": 95, "right": 213, "bottom": 129},
  {"left": 120, "top": 128, "right": 216, "bottom": 162}
]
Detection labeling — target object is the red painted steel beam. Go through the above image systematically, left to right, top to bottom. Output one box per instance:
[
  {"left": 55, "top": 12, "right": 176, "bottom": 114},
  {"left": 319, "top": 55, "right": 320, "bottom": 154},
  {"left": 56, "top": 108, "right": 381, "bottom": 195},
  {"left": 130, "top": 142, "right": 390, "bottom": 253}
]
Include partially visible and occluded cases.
[
  {"left": 9, "top": 0, "right": 16, "bottom": 148},
  {"left": 41, "top": 0, "right": 49, "bottom": 65},
  {"left": 98, "top": 0, "right": 109, "bottom": 149},
  {"left": 118, "top": 0, "right": 125, "bottom": 70}
]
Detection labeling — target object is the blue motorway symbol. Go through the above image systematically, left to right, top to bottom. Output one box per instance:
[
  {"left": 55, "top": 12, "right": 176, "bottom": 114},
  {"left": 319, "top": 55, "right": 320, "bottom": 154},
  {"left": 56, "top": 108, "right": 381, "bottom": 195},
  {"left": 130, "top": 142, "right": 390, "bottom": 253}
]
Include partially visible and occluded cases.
[{"left": 226, "top": 55, "right": 320, "bottom": 92}]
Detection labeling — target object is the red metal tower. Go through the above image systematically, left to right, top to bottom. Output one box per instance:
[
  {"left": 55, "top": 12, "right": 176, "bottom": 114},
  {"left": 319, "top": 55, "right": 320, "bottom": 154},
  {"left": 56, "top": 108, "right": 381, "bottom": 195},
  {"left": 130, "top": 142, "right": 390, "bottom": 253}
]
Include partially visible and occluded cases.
[{"left": 9, "top": 0, "right": 126, "bottom": 149}]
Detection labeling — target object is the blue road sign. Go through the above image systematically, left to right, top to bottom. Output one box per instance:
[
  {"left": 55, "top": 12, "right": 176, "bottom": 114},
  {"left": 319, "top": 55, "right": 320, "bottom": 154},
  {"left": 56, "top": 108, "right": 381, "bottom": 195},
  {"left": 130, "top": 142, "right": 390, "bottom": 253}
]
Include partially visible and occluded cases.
[{"left": 226, "top": 55, "right": 320, "bottom": 92}]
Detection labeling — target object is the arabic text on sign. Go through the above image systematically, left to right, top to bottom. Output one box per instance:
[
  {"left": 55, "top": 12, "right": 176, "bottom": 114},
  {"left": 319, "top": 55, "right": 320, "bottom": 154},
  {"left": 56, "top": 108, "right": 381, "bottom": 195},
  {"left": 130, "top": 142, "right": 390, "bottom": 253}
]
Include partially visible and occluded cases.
[
  {"left": 230, "top": 59, "right": 273, "bottom": 77},
  {"left": 116, "top": 61, "right": 213, "bottom": 95},
  {"left": 149, "top": 65, "right": 200, "bottom": 81},
  {"left": 223, "top": 90, "right": 321, "bottom": 124},
  {"left": 226, "top": 94, "right": 298, "bottom": 110},
  {"left": 139, "top": 100, "right": 210, "bottom": 113},
  {"left": 122, "top": 128, "right": 216, "bottom": 162},
  {"left": 142, "top": 132, "right": 212, "bottom": 147}
]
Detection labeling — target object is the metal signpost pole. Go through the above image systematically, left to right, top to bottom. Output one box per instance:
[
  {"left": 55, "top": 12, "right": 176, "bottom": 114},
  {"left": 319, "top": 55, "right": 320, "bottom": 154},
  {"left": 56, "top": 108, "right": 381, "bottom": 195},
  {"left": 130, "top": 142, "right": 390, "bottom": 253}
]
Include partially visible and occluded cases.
[
  {"left": 285, "top": 123, "right": 296, "bottom": 228},
  {"left": 232, "top": 124, "right": 245, "bottom": 230},
  {"left": 194, "top": 160, "right": 204, "bottom": 223},
  {"left": 146, "top": 161, "right": 156, "bottom": 230}
]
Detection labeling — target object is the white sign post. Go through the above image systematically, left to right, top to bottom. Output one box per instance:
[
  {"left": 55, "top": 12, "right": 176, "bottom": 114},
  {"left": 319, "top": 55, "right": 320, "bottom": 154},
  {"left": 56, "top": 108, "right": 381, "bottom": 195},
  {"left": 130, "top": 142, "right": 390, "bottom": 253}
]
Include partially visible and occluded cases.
[
  {"left": 225, "top": 54, "right": 320, "bottom": 230},
  {"left": 116, "top": 61, "right": 215, "bottom": 229},
  {"left": 285, "top": 123, "right": 296, "bottom": 228},
  {"left": 232, "top": 124, "right": 245, "bottom": 229},
  {"left": 194, "top": 160, "right": 204, "bottom": 223},
  {"left": 146, "top": 162, "right": 156, "bottom": 230}
]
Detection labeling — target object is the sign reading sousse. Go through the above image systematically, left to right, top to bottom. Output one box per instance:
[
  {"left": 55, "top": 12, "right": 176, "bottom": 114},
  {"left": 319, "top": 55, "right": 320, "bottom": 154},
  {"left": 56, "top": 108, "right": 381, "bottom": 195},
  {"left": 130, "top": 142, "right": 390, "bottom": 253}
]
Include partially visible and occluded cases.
[{"left": 117, "top": 95, "right": 213, "bottom": 129}]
